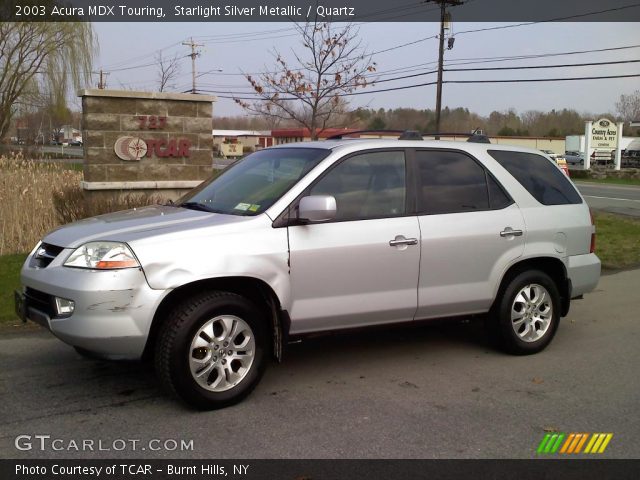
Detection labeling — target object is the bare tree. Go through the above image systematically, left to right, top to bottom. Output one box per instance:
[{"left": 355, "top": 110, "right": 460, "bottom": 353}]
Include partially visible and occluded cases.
[
  {"left": 235, "top": 21, "right": 376, "bottom": 140},
  {"left": 0, "top": 22, "right": 96, "bottom": 142},
  {"left": 155, "top": 52, "right": 181, "bottom": 92},
  {"left": 616, "top": 90, "right": 640, "bottom": 122}
]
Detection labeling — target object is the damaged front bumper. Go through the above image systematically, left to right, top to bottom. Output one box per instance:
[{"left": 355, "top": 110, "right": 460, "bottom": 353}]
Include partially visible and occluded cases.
[{"left": 19, "top": 250, "right": 167, "bottom": 360}]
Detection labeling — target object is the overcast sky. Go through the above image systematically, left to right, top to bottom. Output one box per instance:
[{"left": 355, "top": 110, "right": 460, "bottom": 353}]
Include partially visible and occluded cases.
[{"left": 89, "top": 21, "right": 640, "bottom": 118}]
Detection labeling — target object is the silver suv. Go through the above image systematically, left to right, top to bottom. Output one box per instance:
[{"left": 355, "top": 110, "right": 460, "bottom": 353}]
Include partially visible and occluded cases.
[{"left": 16, "top": 138, "right": 600, "bottom": 409}]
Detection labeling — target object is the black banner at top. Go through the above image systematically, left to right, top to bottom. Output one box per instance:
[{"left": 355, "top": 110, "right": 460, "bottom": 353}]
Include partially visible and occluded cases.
[{"left": 2, "top": 0, "right": 640, "bottom": 22}]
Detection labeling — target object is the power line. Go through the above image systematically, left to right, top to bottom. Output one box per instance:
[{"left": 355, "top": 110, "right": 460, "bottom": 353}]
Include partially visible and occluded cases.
[
  {"left": 95, "top": 3, "right": 640, "bottom": 79},
  {"left": 100, "top": 41, "right": 183, "bottom": 70},
  {"left": 180, "top": 53, "right": 640, "bottom": 96},
  {"left": 447, "top": 58, "right": 640, "bottom": 72},
  {"left": 197, "top": 72, "right": 640, "bottom": 100},
  {"left": 444, "top": 73, "right": 640, "bottom": 84}
]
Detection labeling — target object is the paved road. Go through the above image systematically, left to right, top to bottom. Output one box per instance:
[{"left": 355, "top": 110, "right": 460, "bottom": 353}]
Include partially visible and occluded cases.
[
  {"left": 575, "top": 182, "right": 640, "bottom": 217},
  {"left": 1, "top": 269, "right": 638, "bottom": 460}
]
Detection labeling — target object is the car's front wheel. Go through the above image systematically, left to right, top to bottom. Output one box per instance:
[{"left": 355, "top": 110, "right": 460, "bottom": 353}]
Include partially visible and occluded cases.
[
  {"left": 491, "top": 270, "right": 560, "bottom": 355},
  {"left": 155, "top": 291, "right": 267, "bottom": 409}
]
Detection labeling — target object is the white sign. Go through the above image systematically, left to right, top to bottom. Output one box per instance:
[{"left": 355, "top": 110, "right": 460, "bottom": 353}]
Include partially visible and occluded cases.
[
  {"left": 591, "top": 118, "right": 618, "bottom": 150},
  {"left": 220, "top": 143, "right": 243, "bottom": 158}
]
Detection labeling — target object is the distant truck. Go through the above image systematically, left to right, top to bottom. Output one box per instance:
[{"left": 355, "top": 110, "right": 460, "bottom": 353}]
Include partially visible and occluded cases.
[
  {"left": 565, "top": 135, "right": 585, "bottom": 155},
  {"left": 624, "top": 138, "right": 640, "bottom": 158}
]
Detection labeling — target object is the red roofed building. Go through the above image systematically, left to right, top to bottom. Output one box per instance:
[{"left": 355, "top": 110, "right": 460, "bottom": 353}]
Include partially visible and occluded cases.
[
  {"left": 270, "top": 128, "right": 405, "bottom": 144},
  {"left": 271, "top": 128, "right": 359, "bottom": 144}
]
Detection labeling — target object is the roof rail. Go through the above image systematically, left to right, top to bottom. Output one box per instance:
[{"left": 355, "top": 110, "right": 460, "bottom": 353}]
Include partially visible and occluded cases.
[
  {"left": 325, "top": 128, "right": 492, "bottom": 143},
  {"left": 421, "top": 131, "right": 491, "bottom": 144}
]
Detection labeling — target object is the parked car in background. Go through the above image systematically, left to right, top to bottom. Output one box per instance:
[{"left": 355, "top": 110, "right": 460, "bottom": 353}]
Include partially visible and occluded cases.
[
  {"left": 16, "top": 136, "right": 601, "bottom": 409},
  {"left": 541, "top": 149, "right": 561, "bottom": 160},
  {"left": 540, "top": 150, "right": 569, "bottom": 177},
  {"left": 564, "top": 151, "right": 584, "bottom": 166}
]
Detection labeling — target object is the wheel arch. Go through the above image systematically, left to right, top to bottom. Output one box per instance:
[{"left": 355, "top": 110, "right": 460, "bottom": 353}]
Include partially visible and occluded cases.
[
  {"left": 494, "top": 257, "right": 571, "bottom": 317},
  {"left": 142, "top": 276, "right": 288, "bottom": 362}
]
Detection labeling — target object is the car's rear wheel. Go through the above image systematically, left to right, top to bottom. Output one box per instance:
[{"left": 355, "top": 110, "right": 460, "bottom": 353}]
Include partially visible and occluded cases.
[
  {"left": 490, "top": 270, "right": 560, "bottom": 355},
  {"left": 155, "top": 291, "right": 267, "bottom": 409}
]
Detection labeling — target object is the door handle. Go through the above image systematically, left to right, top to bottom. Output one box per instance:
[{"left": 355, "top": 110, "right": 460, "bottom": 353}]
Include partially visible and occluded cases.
[
  {"left": 500, "top": 227, "right": 523, "bottom": 237},
  {"left": 389, "top": 236, "right": 418, "bottom": 247}
]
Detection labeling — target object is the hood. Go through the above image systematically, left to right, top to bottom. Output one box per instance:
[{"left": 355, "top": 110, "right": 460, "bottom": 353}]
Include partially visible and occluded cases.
[{"left": 43, "top": 205, "right": 246, "bottom": 248}]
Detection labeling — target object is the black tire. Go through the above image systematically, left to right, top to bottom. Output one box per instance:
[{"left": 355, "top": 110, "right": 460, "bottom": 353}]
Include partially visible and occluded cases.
[
  {"left": 489, "top": 270, "right": 560, "bottom": 355},
  {"left": 155, "top": 291, "right": 267, "bottom": 410}
]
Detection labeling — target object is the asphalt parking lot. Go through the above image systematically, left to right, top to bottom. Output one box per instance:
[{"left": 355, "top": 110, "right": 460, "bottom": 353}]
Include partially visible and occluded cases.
[
  {"left": 575, "top": 182, "right": 640, "bottom": 217},
  {"left": 0, "top": 269, "right": 638, "bottom": 460}
]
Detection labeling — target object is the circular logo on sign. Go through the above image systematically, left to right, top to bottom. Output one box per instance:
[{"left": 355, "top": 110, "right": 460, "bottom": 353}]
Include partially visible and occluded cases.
[
  {"left": 598, "top": 119, "right": 611, "bottom": 128},
  {"left": 114, "top": 136, "right": 148, "bottom": 161}
]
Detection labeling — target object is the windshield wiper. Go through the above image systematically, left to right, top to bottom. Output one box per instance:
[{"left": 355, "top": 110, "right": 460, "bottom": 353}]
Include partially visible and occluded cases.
[{"left": 179, "top": 202, "right": 221, "bottom": 213}]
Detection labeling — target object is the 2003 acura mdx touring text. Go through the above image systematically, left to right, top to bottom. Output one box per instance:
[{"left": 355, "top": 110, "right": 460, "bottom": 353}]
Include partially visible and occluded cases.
[{"left": 15, "top": 135, "right": 601, "bottom": 409}]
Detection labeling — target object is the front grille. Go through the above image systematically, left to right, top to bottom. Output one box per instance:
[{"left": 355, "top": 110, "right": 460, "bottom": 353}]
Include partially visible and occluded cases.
[
  {"left": 30, "top": 243, "right": 64, "bottom": 268},
  {"left": 24, "top": 288, "right": 57, "bottom": 318}
]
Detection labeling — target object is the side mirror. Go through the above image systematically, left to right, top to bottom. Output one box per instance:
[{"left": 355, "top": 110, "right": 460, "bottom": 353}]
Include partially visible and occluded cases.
[{"left": 298, "top": 195, "right": 337, "bottom": 223}]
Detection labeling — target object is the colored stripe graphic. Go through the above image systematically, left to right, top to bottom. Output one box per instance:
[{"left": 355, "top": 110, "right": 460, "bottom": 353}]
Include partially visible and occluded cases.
[
  {"left": 537, "top": 433, "right": 565, "bottom": 454},
  {"left": 538, "top": 433, "right": 613, "bottom": 454},
  {"left": 560, "top": 433, "right": 575, "bottom": 453},
  {"left": 584, "top": 433, "right": 614, "bottom": 454},
  {"left": 537, "top": 434, "right": 553, "bottom": 454}
]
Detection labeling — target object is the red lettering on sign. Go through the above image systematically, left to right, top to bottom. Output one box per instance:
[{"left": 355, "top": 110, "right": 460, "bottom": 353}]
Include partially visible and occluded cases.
[
  {"left": 137, "top": 115, "right": 168, "bottom": 130},
  {"left": 132, "top": 138, "right": 192, "bottom": 158},
  {"left": 156, "top": 139, "right": 168, "bottom": 157},
  {"left": 166, "top": 139, "right": 178, "bottom": 157},
  {"left": 177, "top": 139, "right": 191, "bottom": 157}
]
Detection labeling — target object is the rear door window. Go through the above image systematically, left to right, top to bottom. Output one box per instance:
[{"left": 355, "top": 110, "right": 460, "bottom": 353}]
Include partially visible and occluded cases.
[
  {"left": 415, "top": 150, "right": 511, "bottom": 214},
  {"left": 488, "top": 150, "right": 582, "bottom": 205}
]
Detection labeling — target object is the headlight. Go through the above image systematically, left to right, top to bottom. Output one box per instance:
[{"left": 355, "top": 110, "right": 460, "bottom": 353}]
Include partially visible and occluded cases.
[{"left": 64, "top": 242, "right": 140, "bottom": 270}]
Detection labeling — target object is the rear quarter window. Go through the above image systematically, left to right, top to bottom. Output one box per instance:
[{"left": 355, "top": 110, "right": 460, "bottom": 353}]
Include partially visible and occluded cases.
[{"left": 488, "top": 150, "right": 582, "bottom": 205}]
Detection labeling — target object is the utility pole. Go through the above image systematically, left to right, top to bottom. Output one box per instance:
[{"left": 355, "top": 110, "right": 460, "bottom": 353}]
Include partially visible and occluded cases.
[
  {"left": 425, "top": 0, "right": 462, "bottom": 138},
  {"left": 182, "top": 37, "right": 204, "bottom": 94},
  {"left": 92, "top": 69, "right": 109, "bottom": 89}
]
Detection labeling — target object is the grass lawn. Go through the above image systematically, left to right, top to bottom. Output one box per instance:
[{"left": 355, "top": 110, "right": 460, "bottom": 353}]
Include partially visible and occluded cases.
[
  {"left": 63, "top": 162, "right": 84, "bottom": 172},
  {"left": 574, "top": 177, "right": 640, "bottom": 186},
  {"left": 593, "top": 212, "right": 640, "bottom": 270},
  {"left": 0, "top": 213, "right": 638, "bottom": 327},
  {"left": 0, "top": 254, "right": 27, "bottom": 326}
]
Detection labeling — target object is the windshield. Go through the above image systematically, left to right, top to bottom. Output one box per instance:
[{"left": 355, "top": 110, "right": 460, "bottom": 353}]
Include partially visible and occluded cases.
[{"left": 179, "top": 148, "right": 330, "bottom": 215}]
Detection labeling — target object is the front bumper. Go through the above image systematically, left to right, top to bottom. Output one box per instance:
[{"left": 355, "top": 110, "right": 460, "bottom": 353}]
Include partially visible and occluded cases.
[{"left": 19, "top": 250, "right": 168, "bottom": 360}]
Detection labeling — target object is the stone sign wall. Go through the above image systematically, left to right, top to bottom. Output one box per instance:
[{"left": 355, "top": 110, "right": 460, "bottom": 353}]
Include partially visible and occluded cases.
[{"left": 80, "top": 89, "right": 216, "bottom": 199}]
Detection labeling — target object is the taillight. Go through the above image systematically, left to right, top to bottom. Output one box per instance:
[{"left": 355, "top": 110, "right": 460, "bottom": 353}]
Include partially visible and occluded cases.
[{"left": 589, "top": 209, "right": 596, "bottom": 253}]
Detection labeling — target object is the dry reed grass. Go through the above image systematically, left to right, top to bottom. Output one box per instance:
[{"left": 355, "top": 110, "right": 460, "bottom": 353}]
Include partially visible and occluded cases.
[
  {"left": 0, "top": 155, "right": 81, "bottom": 255},
  {"left": 0, "top": 155, "right": 164, "bottom": 255}
]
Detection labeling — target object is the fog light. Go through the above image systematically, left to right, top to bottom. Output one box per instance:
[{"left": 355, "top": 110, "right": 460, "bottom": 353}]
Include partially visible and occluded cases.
[{"left": 54, "top": 297, "right": 75, "bottom": 316}]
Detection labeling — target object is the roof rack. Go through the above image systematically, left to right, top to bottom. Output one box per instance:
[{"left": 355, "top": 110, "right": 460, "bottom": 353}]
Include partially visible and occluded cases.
[
  {"left": 325, "top": 129, "right": 491, "bottom": 143},
  {"left": 421, "top": 129, "right": 491, "bottom": 144}
]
